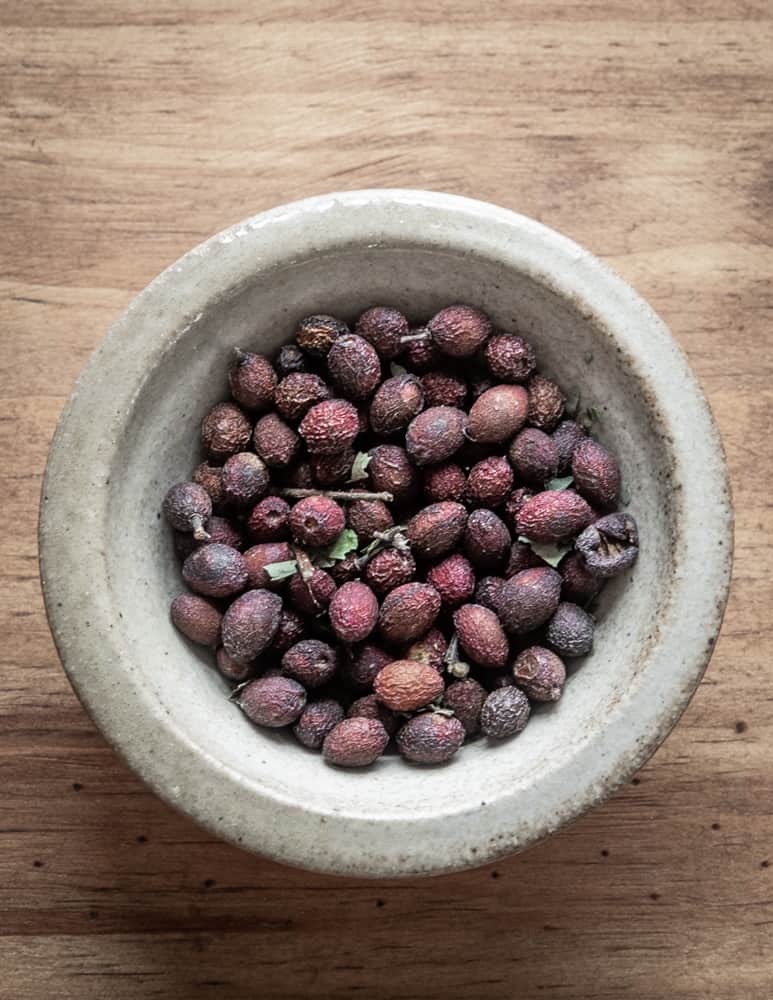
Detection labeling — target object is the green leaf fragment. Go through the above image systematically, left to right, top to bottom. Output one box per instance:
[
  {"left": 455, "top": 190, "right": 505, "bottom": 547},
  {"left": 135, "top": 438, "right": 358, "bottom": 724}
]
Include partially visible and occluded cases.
[
  {"left": 389, "top": 362, "right": 408, "bottom": 377},
  {"left": 347, "top": 451, "right": 372, "bottom": 483},
  {"left": 547, "top": 475, "right": 574, "bottom": 491},
  {"left": 317, "top": 528, "right": 359, "bottom": 563},
  {"left": 517, "top": 536, "right": 571, "bottom": 569},
  {"left": 263, "top": 560, "right": 299, "bottom": 581}
]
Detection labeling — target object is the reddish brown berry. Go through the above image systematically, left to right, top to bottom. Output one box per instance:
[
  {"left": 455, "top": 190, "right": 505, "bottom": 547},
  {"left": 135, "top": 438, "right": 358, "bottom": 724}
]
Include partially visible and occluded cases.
[
  {"left": 428, "top": 304, "right": 491, "bottom": 358},
  {"left": 355, "top": 306, "right": 408, "bottom": 359},
  {"left": 295, "top": 314, "right": 348, "bottom": 357},
  {"left": 403, "top": 329, "right": 440, "bottom": 372},
  {"left": 484, "top": 333, "right": 536, "bottom": 383},
  {"left": 327, "top": 334, "right": 382, "bottom": 400},
  {"left": 276, "top": 343, "right": 308, "bottom": 377},
  {"left": 229, "top": 351, "right": 276, "bottom": 412},
  {"left": 420, "top": 370, "right": 467, "bottom": 409},
  {"left": 274, "top": 372, "right": 331, "bottom": 421},
  {"left": 369, "top": 374, "right": 424, "bottom": 436},
  {"left": 527, "top": 375, "right": 564, "bottom": 431},
  {"left": 466, "top": 385, "right": 529, "bottom": 443},
  {"left": 299, "top": 399, "right": 360, "bottom": 455},
  {"left": 201, "top": 402, "right": 252, "bottom": 461},
  {"left": 405, "top": 406, "right": 467, "bottom": 466},
  {"left": 253, "top": 413, "right": 299, "bottom": 468},
  {"left": 552, "top": 419, "right": 587, "bottom": 475},
  {"left": 508, "top": 428, "right": 559, "bottom": 484},
  {"left": 572, "top": 438, "right": 621, "bottom": 508},
  {"left": 368, "top": 445, "right": 420, "bottom": 503},
  {"left": 310, "top": 449, "right": 355, "bottom": 486},
  {"left": 221, "top": 453, "right": 269, "bottom": 509},
  {"left": 466, "top": 456, "right": 514, "bottom": 508},
  {"left": 283, "top": 459, "right": 314, "bottom": 489},
  {"left": 192, "top": 462, "right": 225, "bottom": 509},
  {"left": 423, "top": 463, "right": 466, "bottom": 503},
  {"left": 163, "top": 482, "right": 212, "bottom": 539},
  {"left": 503, "top": 487, "right": 534, "bottom": 532},
  {"left": 517, "top": 490, "right": 595, "bottom": 544},
  {"left": 247, "top": 496, "right": 290, "bottom": 542},
  {"left": 289, "top": 496, "right": 346, "bottom": 547},
  {"left": 347, "top": 500, "right": 393, "bottom": 543},
  {"left": 407, "top": 501, "right": 468, "bottom": 559},
  {"left": 463, "top": 509, "right": 510, "bottom": 572},
  {"left": 575, "top": 512, "right": 639, "bottom": 578},
  {"left": 174, "top": 514, "right": 245, "bottom": 560},
  {"left": 504, "top": 540, "right": 542, "bottom": 578},
  {"left": 243, "top": 542, "right": 294, "bottom": 589},
  {"left": 182, "top": 543, "right": 248, "bottom": 597},
  {"left": 364, "top": 547, "right": 416, "bottom": 595},
  {"left": 328, "top": 551, "right": 360, "bottom": 584},
  {"left": 560, "top": 551, "right": 604, "bottom": 603},
  {"left": 427, "top": 553, "right": 476, "bottom": 609},
  {"left": 287, "top": 567, "right": 337, "bottom": 616},
  {"left": 498, "top": 567, "right": 562, "bottom": 634},
  {"left": 474, "top": 576, "right": 506, "bottom": 613},
  {"left": 329, "top": 581, "right": 379, "bottom": 643},
  {"left": 378, "top": 583, "right": 442, "bottom": 645},
  {"left": 222, "top": 589, "right": 283, "bottom": 664},
  {"left": 170, "top": 594, "right": 222, "bottom": 647},
  {"left": 546, "top": 602, "right": 595, "bottom": 657},
  {"left": 453, "top": 604, "right": 509, "bottom": 669},
  {"left": 269, "top": 608, "right": 307, "bottom": 654},
  {"left": 404, "top": 628, "right": 448, "bottom": 671},
  {"left": 281, "top": 638, "right": 339, "bottom": 688},
  {"left": 343, "top": 643, "right": 393, "bottom": 690},
  {"left": 216, "top": 646, "right": 255, "bottom": 682},
  {"left": 513, "top": 646, "right": 566, "bottom": 701},
  {"left": 373, "top": 659, "right": 444, "bottom": 711},
  {"left": 238, "top": 675, "right": 307, "bottom": 728},
  {"left": 443, "top": 678, "right": 487, "bottom": 735},
  {"left": 480, "top": 687, "right": 530, "bottom": 738},
  {"left": 347, "top": 694, "right": 399, "bottom": 736},
  {"left": 293, "top": 699, "right": 345, "bottom": 750},
  {"left": 396, "top": 713, "right": 465, "bottom": 764},
  {"left": 322, "top": 717, "right": 389, "bottom": 767}
]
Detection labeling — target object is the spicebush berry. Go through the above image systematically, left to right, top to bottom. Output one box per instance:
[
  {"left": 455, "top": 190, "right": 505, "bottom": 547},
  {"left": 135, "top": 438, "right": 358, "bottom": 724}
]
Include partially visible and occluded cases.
[
  {"left": 428, "top": 304, "right": 492, "bottom": 358},
  {"left": 355, "top": 306, "right": 409, "bottom": 359},
  {"left": 296, "top": 314, "right": 348, "bottom": 356},
  {"left": 403, "top": 329, "right": 440, "bottom": 372},
  {"left": 327, "top": 333, "right": 382, "bottom": 400},
  {"left": 484, "top": 333, "right": 537, "bottom": 383},
  {"left": 276, "top": 343, "right": 308, "bottom": 377},
  {"left": 229, "top": 351, "right": 277, "bottom": 412},
  {"left": 420, "top": 370, "right": 468, "bottom": 409},
  {"left": 274, "top": 372, "right": 331, "bottom": 421},
  {"left": 369, "top": 374, "right": 424, "bottom": 435},
  {"left": 527, "top": 375, "right": 565, "bottom": 431},
  {"left": 466, "top": 385, "right": 529, "bottom": 443},
  {"left": 299, "top": 399, "right": 360, "bottom": 455},
  {"left": 201, "top": 402, "right": 252, "bottom": 461},
  {"left": 405, "top": 406, "right": 468, "bottom": 466},
  {"left": 252, "top": 413, "right": 300, "bottom": 468},
  {"left": 552, "top": 419, "right": 587, "bottom": 475},
  {"left": 508, "top": 428, "right": 559, "bottom": 484},
  {"left": 572, "top": 438, "right": 621, "bottom": 509},
  {"left": 368, "top": 444, "right": 420, "bottom": 503},
  {"left": 310, "top": 449, "right": 355, "bottom": 486},
  {"left": 221, "top": 453, "right": 269, "bottom": 509},
  {"left": 466, "top": 456, "right": 514, "bottom": 508},
  {"left": 192, "top": 462, "right": 225, "bottom": 509},
  {"left": 423, "top": 462, "right": 466, "bottom": 503},
  {"left": 163, "top": 482, "right": 212, "bottom": 539},
  {"left": 503, "top": 487, "right": 534, "bottom": 531},
  {"left": 516, "top": 490, "right": 595, "bottom": 544},
  {"left": 247, "top": 496, "right": 290, "bottom": 542},
  {"left": 289, "top": 496, "right": 346, "bottom": 547},
  {"left": 347, "top": 499, "right": 393, "bottom": 543},
  {"left": 407, "top": 501, "right": 468, "bottom": 559},
  {"left": 463, "top": 509, "right": 511, "bottom": 572},
  {"left": 575, "top": 512, "right": 639, "bottom": 578},
  {"left": 243, "top": 542, "right": 294, "bottom": 589},
  {"left": 182, "top": 543, "right": 248, "bottom": 598},
  {"left": 364, "top": 547, "right": 416, "bottom": 595},
  {"left": 328, "top": 551, "right": 360, "bottom": 584},
  {"left": 560, "top": 551, "right": 604, "bottom": 603},
  {"left": 427, "top": 553, "right": 476, "bottom": 609},
  {"left": 497, "top": 566, "right": 562, "bottom": 634},
  {"left": 287, "top": 567, "right": 337, "bottom": 616},
  {"left": 474, "top": 576, "right": 506, "bottom": 613},
  {"left": 329, "top": 581, "right": 379, "bottom": 643},
  {"left": 378, "top": 583, "right": 442, "bottom": 645},
  {"left": 222, "top": 589, "right": 283, "bottom": 664},
  {"left": 170, "top": 594, "right": 222, "bottom": 647},
  {"left": 546, "top": 602, "right": 595, "bottom": 657},
  {"left": 453, "top": 604, "right": 509, "bottom": 669},
  {"left": 269, "top": 608, "right": 307, "bottom": 654},
  {"left": 404, "top": 627, "right": 448, "bottom": 671},
  {"left": 282, "top": 638, "right": 339, "bottom": 688},
  {"left": 343, "top": 643, "right": 393, "bottom": 690},
  {"left": 216, "top": 646, "right": 255, "bottom": 682},
  {"left": 513, "top": 646, "right": 566, "bottom": 701},
  {"left": 373, "top": 659, "right": 444, "bottom": 711},
  {"left": 238, "top": 675, "right": 307, "bottom": 728},
  {"left": 443, "top": 678, "right": 487, "bottom": 735},
  {"left": 481, "top": 687, "right": 531, "bottom": 738},
  {"left": 347, "top": 693, "right": 399, "bottom": 736},
  {"left": 293, "top": 699, "right": 345, "bottom": 750},
  {"left": 397, "top": 713, "right": 465, "bottom": 764},
  {"left": 322, "top": 717, "right": 389, "bottom": 767}
]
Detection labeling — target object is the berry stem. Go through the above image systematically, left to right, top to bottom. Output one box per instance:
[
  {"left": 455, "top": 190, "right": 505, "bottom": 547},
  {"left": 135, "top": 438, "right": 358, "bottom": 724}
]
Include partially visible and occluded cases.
[
  {"left": 399, "top": 331, "right": 431, "bottom": 344},
  {"left": 277, "top": 488, "right": 394, "bottom": 503},
  {"left": 190, "top": 515, "right": 211, "bottom": 542},
  {"left": 354, "top": 526, "right": 411, "bottom": 570},
  {"left": 292, "top": 546, "right": 316, "bottom": 583},
  {"left": 443, "top": 634, "right": 470, "bottom": 679}
]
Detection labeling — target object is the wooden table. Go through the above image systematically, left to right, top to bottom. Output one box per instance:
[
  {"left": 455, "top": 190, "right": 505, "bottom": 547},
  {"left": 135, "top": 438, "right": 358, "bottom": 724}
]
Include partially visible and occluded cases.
[{"left": 2, "top": 2, "right": 771, "bottom": 997}]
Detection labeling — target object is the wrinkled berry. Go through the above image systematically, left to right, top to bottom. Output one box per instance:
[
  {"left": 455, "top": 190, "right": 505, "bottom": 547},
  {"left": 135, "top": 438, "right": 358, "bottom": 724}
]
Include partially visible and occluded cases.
[
  {"left": 428, "top": 304, "right": 491, "bottom": 358},
  {"left": 355, "top": 306, "right": 408, "bottom": 359},
  {"left": 296, "top": 314, "right": 348, "bottom": 356},
  {"left": 403, "top": 329, "right": 440, "bottom": 372},
  {"left": 484, "top": 333, "right": 536, "bottom": 383},
  {"left": 327, "top": 334, "right": 382, "bottom": 401},
  {"left": 276, "top": 343, "right": 308, "bottom": 377},
  {"left": 229, "top": 351, "right": 276, "bottom": 412},
  {"left": 420, "top": 370, "right": 468, "bottom": 409},
  {"left": 274, "top": 372, "right": 331, "bottom": 421},
  {"left": 369, "top": 374, "right": 424, "bottom": 436},
  {"left": 527, "top": 375, "right": 564, "bottom": 431},
  {"left": 466, "top": 385, "right": 529, "bottom": 443},
  {"left": 299, "top": 399, "right": 360, "bottom": 455},
  {"left": 201, "top": 402, "right": 252, "bottom": 461},
  {"left": 406, "top": 405, "right": 467, "bottom": 466},
  {"left": 252, "top": 412, "right": 299, "bottom": 468},
  {"left": 552, "top": 419, "right": 587, "bottom": 475},
  {"left": 508, "top": 428, "right": 559, "bottom": 484},
  {"left": 572, "top": 438, "right": 621, "bottom": 509},
  {"left": 368, "top": 444, "right": 420, "bottom": 503},
  {"left": 310, "top": 449, "right": 355, "bottom": 486},
  {"left": 221, "top": 453, "right": 269, "bottom": 509},
  {"left": 466, "top": 456, "right": 514, "bottom": 508},
  {"left": 192, "top": 462, "right": 225, "bottom": 509},
  {"left": 423, "top": 462, "right": 466, "bottom": 503},
  {"left": 163, "top": 482, "right": 212, "bottom": 539},
  {"left": 503, "top": 487, "right": 535, "bottom": 532},
  {"left": 517, "top": 490, "right": 595, "bottom": 544},
  {"left": 247, "top": 496, "right": 290, "bottom": 542},
  {"left": 289, "top": 496, "right": 346, "bottom": 547},
  {"left": 347, "top": 500, "right": 393, "bottom": 543},
  {"left": 407, "top": 501, "right": 468, "bottom": 559},
  {"left": 463, "top": 509, "right": 510, "bottom": 572},
  {"left": 575, "top": 512, "right": 639, "bottom": 578},
  {"left": 243, "top": 542, "right": 294, "bottom": 589},
  {"left": 182, "top": 543, "right": 248, "bottom": 598},
  {"left": 364, "top": 547, "right": 416, "bottom": 596},
  {"left": 560, "top": 551, "right": 604, "bottom": 604},
  {"left": 427, "top": 553, "right": 476, "bottom": 609},
  {"left": 498, "top": 566, "right": 562, "bottom": 634},
  {"left": 287, "top": 567, "right": 337, "bottom": 616},
  {"left": 474, "top": 576, "right": 506, "bottom": 613},
  {"left": 329, "top": 581, "right": 379, "bottom": 643},
  {"left": 378, "top": 583, "right": 441, "bottom": 645},
  {"left": 222, "top": 588, "right": 283, "bottom": 664},
  {"left": 170, "top": 593, "right": 222, "bottom": 647},
  {"left": 546, "top": 602, "right": 595, "bottom": 657},
  {"left": 453, "top": 604, "right": 509, "bottom": 669},
  {"left": 269, "top": 608, "right": 307, "bottom": 654},
  {"left": 404, "top": 628, "right": 448, "bottom": 671},
  {"left": 282, "top": 638, "right": 339, "bottom": 688},
  {"left": 343, "top": 643, "right": 393, "bottom": 690},
  {"left": 216, "top": 646, "right": 255, "bottom": 682},
  {"left": 513, "top": 646, "right": 566, "bottom": 701},
  {"left": 373, "top": 659, "right": 444, "bottom": 711},
  {"left": 238, "top": 675, "right": 306, "bottom": 728},
  {"left": 443, "top": 678, "right": 487, "bottom": 735},
  {"left": 481, "top": 687, "right": 530, "bottom": 738},
  {"left": 347, "top": 693, "right": 399, "bottom": 736},
  {"left": 293, "top": 699, "right": 345, "bottom": 750},
  {"left": 397, "top": 713, "right": 465, "bottom": 764},
  {"left": 322, "top": 717, "right": 389, "bottom": 767}
]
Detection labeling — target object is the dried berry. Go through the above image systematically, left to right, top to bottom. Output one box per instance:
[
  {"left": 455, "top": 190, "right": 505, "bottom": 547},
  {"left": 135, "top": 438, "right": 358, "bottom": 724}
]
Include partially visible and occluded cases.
[
  {"left": 428, "top": 304, "right": 491, "bottom": 358},
  {"left": 355, "top": 306, "right": 408, "bottom": 359},
  {"left": 296, "top": 314, "right": 348, "bottom": 357},
  {"left": 403, "top": 329, "right": 440, "bottom": 372},
  {"left": 484, "top": 333, "right": 537, "bottom": 383},
  {"left": 327, "top": 334, "right": 382, "bottom": 400},
  {"left": 276, "top": 343, "right": 308, "bottom": 377},
  {"left": 229, "top": 351, "right": 276, "bottom": 412},
  {"left": 420, "top": 370, "right": 467, "bottom": 409},
  {"left": 274, "top": 372, "right": 331, "bottom": 421},
  {"left": 369, "top": 374, "right": 424, "bottom": 436},
  {"left": 527, "top": 375, "right": 565, "bottom": 431},
  {"left": 466, "top": 385, "right": 529, "bottom": 443},
  {"left": 299, "top": 399, "right": 360, "bottom": 455},
  {"left": 201, "top": 402, "right": 252, "bottom": 461},
  {"left": 405, "top": 406, "right": 467, "bottom": 466},
  {"left": 253, "top": 412, "right": 300, "bottom": 468},
  {"left": 552, "top": 419, "right": 587, "bottom": 475},
  {"left": 508, "top": 428, "right": 559, "bottom": 484},
  {"left": 572, "top": 438, "right": 620, "bottom": 508},
  {"left": 368, "top": 444, "right": 420, "bottom": 503},
  {"left": 310, "top": 449, "right": 355, "bottom": 486},
  {"left": 221, "top": 453, "right": 269, "bottom": 509},
  {"left": 466, "top": 456, "right": 514, "bottom": 508},
  {"left": 283, "top": 459, "right": 314, "bottom": 489},
  {"left": 192, "top": 462, "right": 225, "bottom": 509},
  {"left": 423, "top": 463, "right": 466, "bottom": 504},
  {"left": 163, "top": 482, "right": 212, "bottom": 539},
  {"left": 503, "top": 487, "right": 534, "bottom": 532},
  {"left": 517, "top": 490, "right": 595, "bottom": 544},
  {"left": 247, "top": 495, "right": 290, "bottom": 542},
  {"left": 289, "top": 496, "right": 346, "bottom": 547},
  {"left": 347, "top": 499, "right": 393, "bottom": 543},
  {"left": 407, "top": 501, "right": 468, "bottom": 559},
  {"left": 463, "top": 509, "right": 510, "bottom": 571},
  {"left": 575, "top": 512, "right": 639, "bottom": 578},
  {"left": 174, "top": 514, "right": 246, "bottom": 560},
  {"left": 504, "top": 540, "right": 541, "bottom": 578},
  {"left": 243, "top": 542, "right": 294, "bottom": 589},
  {"left": 182, "top": 543, "right": 248, "bottom": 597},
  {"left": 363, "top": 547, "right": 416, "bottom": 595},
  {"left": 329, "top": 551, "right": 361, "bottom": 584},
  {"left": 560, "top": 551, "right": 604, "bottom": 604},
  {"left": 427, "top": 553, "right": 476, "bottom": 609},
  {"left": 497, "top": 566, "right": 562, "bottom": 634},
  {"left": 287, "top": 567, "right": 337, "bottom": 616},
  {"left": 474, "top": 576, "right": 506, "bottom": 613},
  {"left": 329, "top": 581, "right": 379, "bottom": 643},
  {"left": 378, "top": 583, "right": 441, "bottom": 645},
  {"left": 222, "top": 588, "right": 282, "bottom": 664},
  {"left": 170, "top": 593, "right": 222, "bottom": 647},
  {"left": 546, "top": 602, "right": 595, "bottom": 657},
  {"left": 453, "top": 604, "right": 509, "bottom": 669},
  {"left": 269, "top": 608, "right": 307, "bottom": 654},
  {"left": 404, "top": 627, "right": 448, "bottom": 671},
  {"left": 282, "top": 638, "right": 339, "bottom": 688},
  {"left": 343, "top": 643, "right": 393, "bottom": 690},
  {"left": 216, "top": 646, "right": 255, "bottom": 682},
  {"left": 512, "top": 646, "right": 566, "bottom": 701},
  {"left": 373, "top": 659, "right": 444, "bottom": 711},
  {"left": 238, "top": 675, "right": 307, "bottom": 728},
  {"left": 443, "top": 678, "right": 487, "bottom": 736},
  {"left": 480, "top": 687, "right": 530, "bottom": 738},
  {"left": 347, "top": 694, "right": 399, "bottom": 737},
  {"left": 293, "top": 699, "right": 345, "bottom": 750},
  {"left": 397, "top": 713, "right": 465, "bottom": 764},
  {"left": 322, "top": 717, "right": 389, "bottom": 767}
]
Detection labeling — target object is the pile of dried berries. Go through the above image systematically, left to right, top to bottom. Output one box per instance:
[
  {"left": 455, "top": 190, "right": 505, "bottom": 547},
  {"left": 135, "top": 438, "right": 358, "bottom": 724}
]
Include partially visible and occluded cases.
[{"left": 164, "top": 305, "right": 639, "bottom": 767}]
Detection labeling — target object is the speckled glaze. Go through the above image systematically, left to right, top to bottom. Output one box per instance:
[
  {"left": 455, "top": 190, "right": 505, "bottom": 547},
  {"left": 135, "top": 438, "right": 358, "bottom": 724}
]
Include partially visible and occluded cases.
[{"left": 39, "top": 190, "right": 733, "bottom": 878}]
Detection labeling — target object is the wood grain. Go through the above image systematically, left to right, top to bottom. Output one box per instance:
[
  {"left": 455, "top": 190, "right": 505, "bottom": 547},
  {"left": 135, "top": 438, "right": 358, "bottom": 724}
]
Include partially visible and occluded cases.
[{"left": 1, "top": 2, "right": 771, "bottom": 997}]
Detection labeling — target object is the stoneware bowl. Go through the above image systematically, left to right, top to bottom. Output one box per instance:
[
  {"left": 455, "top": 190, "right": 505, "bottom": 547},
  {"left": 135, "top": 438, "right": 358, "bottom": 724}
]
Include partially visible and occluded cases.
[{"left": 40, "top": 190, "right": 733, "bottom": 878}]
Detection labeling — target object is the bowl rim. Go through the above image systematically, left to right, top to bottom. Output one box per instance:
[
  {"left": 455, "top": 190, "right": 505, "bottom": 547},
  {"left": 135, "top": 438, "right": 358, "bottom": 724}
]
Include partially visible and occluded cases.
[{"left": 39, "top": 189, "right": 734, "bottom": 877}]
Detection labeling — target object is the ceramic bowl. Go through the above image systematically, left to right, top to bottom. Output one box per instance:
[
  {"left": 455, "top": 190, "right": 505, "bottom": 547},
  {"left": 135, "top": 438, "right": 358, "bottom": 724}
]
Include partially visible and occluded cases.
[{"left": 40, "top": 190, "right": 732, "bottom": 877}]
